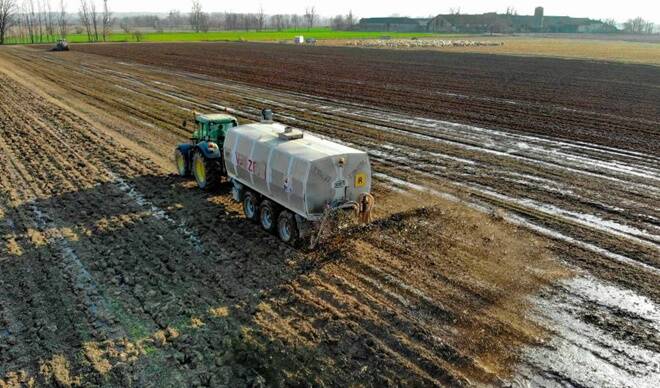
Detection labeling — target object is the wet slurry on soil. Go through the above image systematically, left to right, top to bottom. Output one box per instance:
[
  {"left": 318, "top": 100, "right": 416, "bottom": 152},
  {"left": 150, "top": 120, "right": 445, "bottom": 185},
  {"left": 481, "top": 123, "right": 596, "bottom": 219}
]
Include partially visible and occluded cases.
[
  {"left": 74, "top": 41, "right": 660, "bottom": 154},
  {"left": 0, "top": 45, "right": 658, "bottom": 386}
]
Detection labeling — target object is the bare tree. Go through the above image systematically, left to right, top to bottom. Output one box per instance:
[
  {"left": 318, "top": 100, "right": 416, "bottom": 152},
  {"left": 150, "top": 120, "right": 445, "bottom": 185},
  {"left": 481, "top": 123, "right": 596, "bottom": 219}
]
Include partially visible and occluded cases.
[
  {"left": 0, "top": 0, "right": 16, "bottom": 44},
  {"left": 26, "top": 0, "right": 39, "bottom": 42},
  {"left": 35, "top": 0, "right": 43, "bottom": 41},
  {"left": 43, "top": 0, "right": 55, "bottom": 38},
  {"left": 56, "top": 0, "right": 66, "bottom": 38},
  {"left": 79, "top": 0, "right": 91, "bottom": 41},
  {"left": 90, "top": 0, "right": 98, "bottom": 40},
  {"left": 101, "top": 0, "right": 110, "bottom": 41},
  {"left": 190, "top": 0, "right": 202, "bottom": 32},
  {"left": 256, "top": 4, "right": 264, "bottom": 31},
  {"left": 304, "top": 6, "right": 315, "bottom": 30},
  {"left": 449, "top": 7, "right": 461, "bottom": 15},
  {"left": 166, "top": 9, "right": 181, "bottom": 30},
  {"left": 199, "top": 10, "right": 208, "bottom": 32},
  {"left": 346, "top": 10, "right": 354, "bottom": 29},
  {"left": 225, "top": 12, "right": 238, "bottom": 30},
  {"left": 240, "top": 13, "right": 251, "bottom": 31},
  {"left": 291, "top": 13, "right": 301, "bottom": 30},
  {"left": 271, "top": 14, "right": 284, "bottom": 31},
  {"left": 330, "top": 14, "right": 345, "bottom": 30},
  {"left": 152, "top": 17, "right": 162, "bottom": 32},
  {"left": 623, "top": 17, "right": 653, "bottom": 34},
  {"left": 118, "top": 18, "right": 129, "bottom": 33},
  {"left": 603, "top": 18, "right": 617, "bottom": 28},
  {"left": 643, "top": 20, "right": 655, "bottom": 34}
]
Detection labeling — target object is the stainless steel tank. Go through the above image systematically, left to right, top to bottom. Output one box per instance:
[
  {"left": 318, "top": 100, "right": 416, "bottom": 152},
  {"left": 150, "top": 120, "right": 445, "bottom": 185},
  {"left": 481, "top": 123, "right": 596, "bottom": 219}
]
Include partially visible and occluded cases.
[{"left": 224, "top": 122, "right": 372, "bottom": 221}]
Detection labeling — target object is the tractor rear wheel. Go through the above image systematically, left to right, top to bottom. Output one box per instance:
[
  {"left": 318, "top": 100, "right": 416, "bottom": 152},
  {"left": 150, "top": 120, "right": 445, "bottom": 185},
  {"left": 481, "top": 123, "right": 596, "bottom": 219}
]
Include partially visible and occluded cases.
[
  {"left": 174, "top": 148, "right": 190, "bottom": 177},
  {"left": 192, "top": 150, "right": 219, "bottom": 190},
  {"left": 243, "top": 192, "right": 259, "bottom": 223},
  {"left": 259, "top": 200, "right": 278, "bottom": 233},
  {"left": 277, "top": 210, "right": 299, "bottom": 245}
]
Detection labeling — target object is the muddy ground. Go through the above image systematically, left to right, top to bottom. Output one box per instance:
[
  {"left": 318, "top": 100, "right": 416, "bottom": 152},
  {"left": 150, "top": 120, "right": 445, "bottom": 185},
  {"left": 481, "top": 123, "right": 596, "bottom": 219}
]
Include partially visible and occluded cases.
[
  {"left": 73, "top": 42, "right": 660, "bottom": 154},
  {"left": 0, "top": 44, "right": 658, "bottom": 387}
]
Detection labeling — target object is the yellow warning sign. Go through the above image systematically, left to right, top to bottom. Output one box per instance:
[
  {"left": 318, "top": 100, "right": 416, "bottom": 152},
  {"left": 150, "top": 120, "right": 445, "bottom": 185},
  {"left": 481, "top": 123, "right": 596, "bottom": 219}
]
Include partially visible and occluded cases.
[{"left": 355, "top": 172, "right": 367, "bottom": 188}]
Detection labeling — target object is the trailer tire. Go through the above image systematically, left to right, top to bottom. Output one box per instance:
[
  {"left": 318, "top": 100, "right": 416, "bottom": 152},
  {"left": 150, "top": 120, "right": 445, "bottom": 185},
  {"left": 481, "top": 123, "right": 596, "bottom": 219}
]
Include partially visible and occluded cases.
[
  {"left": 174, "top": 148, "right": 190, "bottom": 177},
  {"left": 192, "top": 150, "right": 219, "bottom": 190},
  {"left": 243, "top": 192, "right": 259, "bottom": 223},
  {"left": 259, "top": 200, "right": 278, "bottom": 233},
  {"left": 277, "top": 210, "right": 299, "bottom": 245}
]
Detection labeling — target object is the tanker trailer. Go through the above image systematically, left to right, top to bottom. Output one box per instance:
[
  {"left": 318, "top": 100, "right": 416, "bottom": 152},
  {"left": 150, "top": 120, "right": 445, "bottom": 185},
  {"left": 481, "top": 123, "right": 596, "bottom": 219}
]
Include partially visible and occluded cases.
[{"left": 224, "top": 113, "right": 374, "bottom": 246}]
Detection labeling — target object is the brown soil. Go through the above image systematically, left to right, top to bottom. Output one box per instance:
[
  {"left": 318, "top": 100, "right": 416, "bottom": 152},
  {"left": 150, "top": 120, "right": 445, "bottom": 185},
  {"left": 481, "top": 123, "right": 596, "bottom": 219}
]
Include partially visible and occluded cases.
[
  {"left": 71, "top": 41, "right": 660, "bottom": 154},
  {"left": 0, "top": 45, "right": 657, "bottom": 386}
]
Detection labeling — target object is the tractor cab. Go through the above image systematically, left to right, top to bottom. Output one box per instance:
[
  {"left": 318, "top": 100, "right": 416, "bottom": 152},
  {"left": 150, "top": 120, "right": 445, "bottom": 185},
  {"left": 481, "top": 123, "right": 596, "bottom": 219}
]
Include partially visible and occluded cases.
[
  {"left": 175, "top": 112, "right": 239, "bottom": 189},
  {"left": 191, "top": 113, "right": 238, "bottom": 145}
]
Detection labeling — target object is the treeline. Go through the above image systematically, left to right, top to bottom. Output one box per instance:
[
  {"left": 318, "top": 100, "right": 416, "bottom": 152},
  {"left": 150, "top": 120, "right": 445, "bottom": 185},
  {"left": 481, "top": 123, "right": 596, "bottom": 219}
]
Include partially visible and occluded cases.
[
  {"left": 0, "top": 0, "right": 358, "bottom": 44},
  {"left": 0, "top": 0, "right": 112, "bottom": 44},
  {"left": 0, "top": 0, "right": 70, "bottom": 44},
  {"left": 120, "top": 3, "right": 355, "bottom": 33},
  {"left": 124, "top": 10, "right": 325, "bottom": 33},
  {"left": 622, "top": 17, "right": 655, "bottom": 34}
]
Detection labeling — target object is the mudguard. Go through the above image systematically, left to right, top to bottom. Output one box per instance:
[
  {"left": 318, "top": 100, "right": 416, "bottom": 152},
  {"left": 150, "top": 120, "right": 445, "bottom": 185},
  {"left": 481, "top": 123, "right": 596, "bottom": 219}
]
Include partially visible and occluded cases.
[
  {"left": 196, "top": 141, "right": 222, "bottom": 159},
  {"left": 176, "top": 143, "right": 195, "bottom": 158}
]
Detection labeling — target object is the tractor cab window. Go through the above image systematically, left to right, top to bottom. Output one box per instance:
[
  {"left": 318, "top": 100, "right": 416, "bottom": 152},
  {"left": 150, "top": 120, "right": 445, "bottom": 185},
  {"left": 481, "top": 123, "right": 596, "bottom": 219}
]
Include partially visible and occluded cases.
[
  {"left": 198, "top": 121, "right": 209, "bottom": 139},
  {"left": 209, "top": 122, "right": 224, "bottom": 139},
  {"left": 210, "top": 122, "right": 233, "bottom": 138}
]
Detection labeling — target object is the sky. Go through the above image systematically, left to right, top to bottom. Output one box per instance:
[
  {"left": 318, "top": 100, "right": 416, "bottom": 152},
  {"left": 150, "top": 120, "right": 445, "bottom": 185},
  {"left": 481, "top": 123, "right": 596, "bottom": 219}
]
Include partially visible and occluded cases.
[{"left": 77, "top": 0, "right": 660, "bottom": 24}]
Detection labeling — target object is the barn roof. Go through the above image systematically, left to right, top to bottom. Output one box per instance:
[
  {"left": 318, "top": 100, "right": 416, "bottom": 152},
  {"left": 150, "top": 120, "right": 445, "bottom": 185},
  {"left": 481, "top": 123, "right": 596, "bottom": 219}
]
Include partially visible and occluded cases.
[{"left": 359, "top": 17, "right": 425, "bottom": 25}]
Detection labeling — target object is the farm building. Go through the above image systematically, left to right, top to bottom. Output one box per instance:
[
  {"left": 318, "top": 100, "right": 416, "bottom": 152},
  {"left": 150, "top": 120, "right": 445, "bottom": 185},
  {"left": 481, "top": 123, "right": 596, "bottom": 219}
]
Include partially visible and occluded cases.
[
  {"left": 427, "top": 7, "right": 617, "bottom": 34},
  {"left": 362, "top": 8, "right": 617, "bottom": 34},
  {"left": 358, "top": 17, "right": 430, "bottom": 32}
]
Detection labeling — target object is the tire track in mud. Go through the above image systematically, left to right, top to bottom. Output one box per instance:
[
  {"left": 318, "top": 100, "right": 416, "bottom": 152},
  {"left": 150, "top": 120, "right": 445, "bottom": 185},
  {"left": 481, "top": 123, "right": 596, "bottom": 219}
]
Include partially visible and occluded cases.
[
  {"left": 72, "top": 42, "right": 660, "bottom": 154},
  {"left": 6, "top": 49, "right": 657, "bottom": 294},
  {"left": 89, "top": 58, "right": 660, "bottom": 223},
  {"left": 0, "top": 71, "right": 216, "bottom": 383},
  {"left": 0, "top": 89, "right": 122, "bottom": 381}
]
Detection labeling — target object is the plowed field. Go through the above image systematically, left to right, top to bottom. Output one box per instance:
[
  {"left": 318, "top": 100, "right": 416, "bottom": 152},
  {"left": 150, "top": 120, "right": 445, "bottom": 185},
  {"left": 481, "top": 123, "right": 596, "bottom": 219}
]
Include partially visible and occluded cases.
[
  {"left": 74, "top": 42, "right": 660, "bottom": 154},
  {"left": 0, "top": 44, "right": 658, "bottom": 387}
]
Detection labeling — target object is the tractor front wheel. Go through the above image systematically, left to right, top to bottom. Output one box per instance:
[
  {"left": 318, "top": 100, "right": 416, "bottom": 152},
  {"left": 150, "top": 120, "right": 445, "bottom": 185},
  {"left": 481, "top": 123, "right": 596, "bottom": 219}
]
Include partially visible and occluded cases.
[
  {"left": 174, "top": 148, "right": 190, "bottom": 177},
  {"left": 192, "top": 151, "right": 219, "bottom": 190}
]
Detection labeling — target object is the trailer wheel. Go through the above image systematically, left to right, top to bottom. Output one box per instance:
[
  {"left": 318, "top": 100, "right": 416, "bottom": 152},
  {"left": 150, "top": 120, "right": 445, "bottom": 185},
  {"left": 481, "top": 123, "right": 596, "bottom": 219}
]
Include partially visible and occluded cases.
[
  {"left": 174, "top": 148, "right": 189, "bottom": 177},
  {"left": 192, "top": 150, "right": 219, "bottom": 190},
  {"left": 243, "top": 192, "right": 259, "bottom": 222},
  {"left": 259, "top": 200, "right": 278, "bottom": 233},
  {"left": 277, "top": 211, "right": 298, "bottom": 245}
]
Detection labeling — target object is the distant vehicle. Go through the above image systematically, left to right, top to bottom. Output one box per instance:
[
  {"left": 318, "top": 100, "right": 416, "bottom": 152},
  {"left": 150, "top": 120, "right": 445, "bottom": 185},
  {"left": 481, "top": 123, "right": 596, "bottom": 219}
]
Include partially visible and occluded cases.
[
  {"left": 294, "top": 35, "right": 305, "bottom": 44},
  {"left": 50, "top": 39, "right": 69, "bottom": 52},
  {"left": 175, "top": 110, "right": 374, "bottom": 246}
]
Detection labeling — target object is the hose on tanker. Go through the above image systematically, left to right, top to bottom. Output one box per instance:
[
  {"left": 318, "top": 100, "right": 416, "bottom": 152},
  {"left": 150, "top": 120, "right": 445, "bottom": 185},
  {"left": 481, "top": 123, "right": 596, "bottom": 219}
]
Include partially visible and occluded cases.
[{"left": 357, "top": 193, "right": 375, "bottom": 224}]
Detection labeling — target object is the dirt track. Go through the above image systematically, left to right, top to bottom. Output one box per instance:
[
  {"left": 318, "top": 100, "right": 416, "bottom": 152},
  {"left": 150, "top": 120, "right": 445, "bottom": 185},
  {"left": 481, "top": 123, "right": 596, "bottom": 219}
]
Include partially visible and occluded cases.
[{"left": 0, "top": 44, "right": 659, "bottom": 387}]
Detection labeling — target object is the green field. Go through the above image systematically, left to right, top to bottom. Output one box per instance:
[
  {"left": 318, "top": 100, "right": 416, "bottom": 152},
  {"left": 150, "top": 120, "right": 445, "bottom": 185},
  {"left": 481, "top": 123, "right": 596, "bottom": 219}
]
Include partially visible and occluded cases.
[{"left": 5, "top": 28, "right": 460, "bottom": 44}]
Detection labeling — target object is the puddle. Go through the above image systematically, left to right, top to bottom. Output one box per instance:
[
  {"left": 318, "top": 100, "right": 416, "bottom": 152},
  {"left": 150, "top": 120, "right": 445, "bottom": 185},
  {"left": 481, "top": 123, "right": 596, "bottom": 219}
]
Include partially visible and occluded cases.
[{"left": 516, "top": 275, "right": 660, "bottom": 387}]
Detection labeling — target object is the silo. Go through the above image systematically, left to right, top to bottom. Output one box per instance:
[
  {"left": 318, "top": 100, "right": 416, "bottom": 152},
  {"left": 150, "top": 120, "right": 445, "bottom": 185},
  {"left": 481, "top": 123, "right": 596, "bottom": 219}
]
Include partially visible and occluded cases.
[{"left": 534, "top": 7, "right": 544, "bottom": 29}]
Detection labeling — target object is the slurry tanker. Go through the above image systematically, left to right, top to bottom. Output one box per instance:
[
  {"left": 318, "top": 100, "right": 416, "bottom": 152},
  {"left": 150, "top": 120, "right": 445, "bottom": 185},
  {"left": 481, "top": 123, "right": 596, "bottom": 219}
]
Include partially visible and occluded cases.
[{"left": 175, "top": 109, "right": 374, "bottom": 245}]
